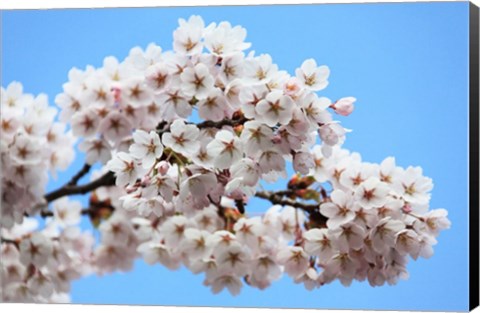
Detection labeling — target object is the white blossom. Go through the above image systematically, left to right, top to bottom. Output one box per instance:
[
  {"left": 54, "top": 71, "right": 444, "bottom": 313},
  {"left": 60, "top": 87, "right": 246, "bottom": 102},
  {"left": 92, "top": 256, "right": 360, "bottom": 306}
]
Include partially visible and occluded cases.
[
  {"left": 173, "top": 15, "right": 205, "bottom": 56},
  {"left": 295, "top": 58, "right": 330, "bottom": 91},
  {"left": 180, "top": 63, "right": 215, "bottom": 100},
  {"left": 256, "top": 91, "right": 294, "bottom": 127},
  {"left": 162, "top": 119, "right": 200, "bottom": 156},
  {"left": 129, "top": 130, "right": 164, "bottom": 169},
  {"left": 206, "top": 130, "right": 243, "bottom": 169},
  {"left": 106, "top": 152, "right": 145, "bottom": 186},
  {"left": 52, "top": 197, "right": 82, "bottom": 227},
  {"left": 19, "top": 233, "right": 53, "bottom": 268},
  {"left": 277, "top": 246, "right": 309, "bottom": 279}
]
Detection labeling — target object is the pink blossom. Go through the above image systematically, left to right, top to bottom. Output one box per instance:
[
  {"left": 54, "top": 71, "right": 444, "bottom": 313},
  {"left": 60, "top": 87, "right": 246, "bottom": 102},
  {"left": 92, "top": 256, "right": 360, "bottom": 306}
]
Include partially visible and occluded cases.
[{"left": 332, "top": 97, "right": 356, "bottom": 116}]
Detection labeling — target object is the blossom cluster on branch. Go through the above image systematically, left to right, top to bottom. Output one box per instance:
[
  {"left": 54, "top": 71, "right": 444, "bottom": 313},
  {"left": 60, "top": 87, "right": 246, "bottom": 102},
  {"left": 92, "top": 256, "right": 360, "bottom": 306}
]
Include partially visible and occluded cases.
[
  {"left": 0, "top": 15, "right": 450, "bottom": 302},
  {"left": 1, "top": 83, "right": 76, "bottom": 228},
  {"left": 1, "top": 209, "right": 94, "bottom": 302}
]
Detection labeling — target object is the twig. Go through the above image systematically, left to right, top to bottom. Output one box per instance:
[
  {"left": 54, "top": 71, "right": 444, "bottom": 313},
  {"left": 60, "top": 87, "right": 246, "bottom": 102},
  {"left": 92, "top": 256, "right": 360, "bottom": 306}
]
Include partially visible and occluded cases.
[
  {"left": 157, "top": 116, "right": 249, "bottom": 136},
  {"left": 196, "top": 116, "right": 248, "bottom": 129},
  {"left": 156, "top": 121, "right": 170, "bottom": 136},
  {"left": 67, "top": 164, "right": 92, "bottom": 186},
  {"left": 44, "top": 171, "right": 116, "bottom": 203},
  {"left": 255, "top": 190, "right": 328, "bottom": 226},
  {"left": 255, "top": 191, "right": 319, "bottom": 214},
  {"left": 208, "top": 195, "right": 225, "bottom": 218},
  {"left": 234, "top": 199, "right": 245, "bottom": 215},
  {"left": 39, "top": 203, "right": 116, "bottom": 218},
  {"left": 39, "top": 208, "right": 93, "bottom": 218},
  {"left": 1, "top": 237, "right": 19, "bottom": 248}
]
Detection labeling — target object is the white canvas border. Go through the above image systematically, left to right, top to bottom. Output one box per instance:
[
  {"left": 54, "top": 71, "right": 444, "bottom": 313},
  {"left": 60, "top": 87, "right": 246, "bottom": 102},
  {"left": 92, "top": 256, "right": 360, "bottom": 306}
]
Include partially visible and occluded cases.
[{"left": 0, "top": 0, "right": 477, "bottom": 10}]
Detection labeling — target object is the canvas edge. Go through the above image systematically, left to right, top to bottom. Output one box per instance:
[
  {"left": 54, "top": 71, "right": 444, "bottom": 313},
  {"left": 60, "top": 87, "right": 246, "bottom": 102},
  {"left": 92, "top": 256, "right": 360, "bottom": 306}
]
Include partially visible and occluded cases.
[{"left": 469, "top": 1, "right": 480, "bottom": 312}]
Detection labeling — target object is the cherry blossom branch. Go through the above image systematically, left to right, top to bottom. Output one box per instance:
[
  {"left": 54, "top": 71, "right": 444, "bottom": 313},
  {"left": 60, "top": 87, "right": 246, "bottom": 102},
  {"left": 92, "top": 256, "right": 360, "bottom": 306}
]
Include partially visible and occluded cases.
[
  {"left": 157, "top": 116, "right": 249, "bottom": 136},
  {"left": 196, "top": 116, "right": 248, "bottom": 129},
  {"left": 66, "top": 163, "right": 92, "bottom": 186},
  {"left": 44, "top": 171, "right": 116, "bottom": 203},
  {"left": 255, "top": 190, "right": 328, "bottom": 226},
  {"left": 254, "top": 191, "right": 319, "bottom": 214},
  {"left": 208, "top": 195, "right": 226, "bottom": 219},
  {"left": 234, "top": 199, "right": 245, "bottom": 214},
  {"left": 39, "top": 207, "right": 98, "bottom": 218},
  {"left": 1, "top": 237, "right": 19, "bottom": 247}
]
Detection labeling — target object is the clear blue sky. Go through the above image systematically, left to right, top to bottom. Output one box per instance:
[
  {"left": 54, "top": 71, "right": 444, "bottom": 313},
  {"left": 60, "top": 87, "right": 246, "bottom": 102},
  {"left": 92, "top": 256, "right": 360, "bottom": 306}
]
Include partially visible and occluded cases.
[{"left": 1, "top": 2, "right": 470, "bottom": 311}]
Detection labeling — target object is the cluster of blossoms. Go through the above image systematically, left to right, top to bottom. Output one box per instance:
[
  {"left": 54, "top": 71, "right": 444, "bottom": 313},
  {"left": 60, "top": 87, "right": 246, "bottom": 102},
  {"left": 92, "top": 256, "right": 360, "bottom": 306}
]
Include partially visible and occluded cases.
[
  {"left": 0, "top": 15, "right": 450, "bottom": 301},
  {"left": 55, "top": 15, "right": 351, "bottom": 170},
  {"left": 101, "top": 15, "right": 353, "bottom": 217},
  {"left": 1, "top": 83, "right": 76, "bottom": 228},
  {"left": 98, "top": 145, "right": 451, "bottom": 294},
  {"left": 301, "top": 146, "right": 451, "bottom": 287},
  {"left": 1, "top": 198, "right": 94, "bottom": 303}
]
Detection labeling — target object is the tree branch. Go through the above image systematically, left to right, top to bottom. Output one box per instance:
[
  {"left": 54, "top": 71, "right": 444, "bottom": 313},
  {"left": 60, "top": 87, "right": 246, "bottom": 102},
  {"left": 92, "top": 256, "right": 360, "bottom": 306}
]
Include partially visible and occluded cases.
[
  {"left": 157, "top": 116, "right": 249, "bottom": 136},
  {"left": 196, "top": 116, "right": 248, "bottom": 129},
  {"left": 66, "top": 164, "right": 92, "bottom": 186},
  {"left": 44, "top": 171, "right": 116, "bottom": 203},
  {"left": 255, "top": 190, "right": 328, "bottom": 226},
  {"left": 255, "top": 191, "right": 319, "bottom": 214},
  {"left": 208, "top": 195, "right": 226, "bottom": 220},
  {"left": 39, "top": 208, "right": 93, "bottom": 218},
  {"left": 1, "top": 237, "right": 19, "bottom": 248}
]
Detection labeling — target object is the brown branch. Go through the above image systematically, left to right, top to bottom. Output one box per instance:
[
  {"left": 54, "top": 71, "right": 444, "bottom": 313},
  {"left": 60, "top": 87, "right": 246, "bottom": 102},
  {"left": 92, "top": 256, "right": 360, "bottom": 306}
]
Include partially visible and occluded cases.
[
  {"left": 157, "top": 116, "right": 249, "bottom": 136},
  {"left": 196, "top": 116, "right": 248, "bottom": 129},
  {"left": 156, "top": 121, "right": 170, "bottom": 136},
  {"left": 67, "top": 163, "right": 92, "bottom": 186},
  {"left": 44, "top": 171, "right": 116, "bottom": 203},
  {"left": 255, "top": 190, "right": 328, "bottom": 226},
  {"left": 255, "top": 191, "right": 319, "bottom": 214},
  {"left": 208, "top": 195, "right": 226, "bottom": 220},
  {"left": 234, "top": 199, "right": 245, "bottom": 215},
  {"left": 39, "top": 208, "right": 96, "bottom": 218},
  {"left": 1, "top": 237, "right": 19, "bottom": 248}
]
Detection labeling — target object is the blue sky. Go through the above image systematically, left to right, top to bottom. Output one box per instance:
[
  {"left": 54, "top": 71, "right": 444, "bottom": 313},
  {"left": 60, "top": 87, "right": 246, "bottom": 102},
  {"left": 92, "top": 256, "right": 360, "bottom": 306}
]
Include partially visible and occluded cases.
[{"left": 1, "top": 2, "right": 471, "bottom": 311}]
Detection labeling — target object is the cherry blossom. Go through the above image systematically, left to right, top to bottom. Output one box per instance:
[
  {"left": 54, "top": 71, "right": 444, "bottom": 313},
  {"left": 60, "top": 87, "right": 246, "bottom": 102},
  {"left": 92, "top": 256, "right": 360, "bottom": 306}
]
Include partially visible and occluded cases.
[
  {"left": 0, "top": 15, "right": 452, "bottom": 302},
  {"left": 173, "top": 15, "right": 205, "bottom": 56},
  {"left": 204, "top": 22, "right": 251, "bottom": 56},
  {"left": 295, "top": 58, "right": 330, "bottom": 91},
  {"left": 180, "top": 63, "right": 215, "bottom": 100},
  {"left": 1, "top": 81, "right": 34, "bottom": 113},
  {"left": 255, "top": 90, "right": 295, "bottom": 127},
  {"left": 332, "top": 97, "right": 356, "bottom": 116},
  {"left": 161, "top": 119, "right": 200, "bottom": 156},
  {"left": 129, "top": 130, "right": 164, "bottom": 169},
  {"left": 206, "top": 130, "right": 243, "bottom": 169},
  {"left": 78, "top": 138, "right": 112, "bottom": 165},
  {"left": 106, "top": 152, "right": 145, "bottom": 186},
  {"left": 320, "top": 189, "right": 356, "bottom": 229},
  {"left": 52, "top": 197, "right": 82, "bottom": 228},
  {"left": 303, "top": 228, "right": 336, "bottom": 263},
  {"left": 277, "top": 246, "right": 309, "bottom": 279},
  {"left": 209, "top": 275, "right": 243, "bottom": 296}
]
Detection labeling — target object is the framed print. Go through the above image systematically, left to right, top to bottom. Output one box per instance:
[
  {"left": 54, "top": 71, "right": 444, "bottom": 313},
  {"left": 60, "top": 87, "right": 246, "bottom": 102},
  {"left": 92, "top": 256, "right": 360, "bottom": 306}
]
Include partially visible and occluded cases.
[{"left": 1, "top": 1, "right": 479, "bottom": 312}]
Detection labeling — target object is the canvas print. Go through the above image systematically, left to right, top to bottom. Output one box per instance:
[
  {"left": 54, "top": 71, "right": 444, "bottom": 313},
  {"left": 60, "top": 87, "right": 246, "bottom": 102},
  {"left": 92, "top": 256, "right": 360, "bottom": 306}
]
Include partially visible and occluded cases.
[{"left": 0, "top": 2, "right": 478, "bottom": 312}]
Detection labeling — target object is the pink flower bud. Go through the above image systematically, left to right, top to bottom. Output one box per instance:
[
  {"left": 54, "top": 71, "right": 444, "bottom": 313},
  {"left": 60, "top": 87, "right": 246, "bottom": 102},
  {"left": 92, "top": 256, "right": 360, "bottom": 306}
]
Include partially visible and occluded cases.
[
  {"left": 111, "top": 86, "right": 122, "bottom": 103},
  {"left": 332, "top": 97, "right": 356, "bottom": 116},
  {"left": 271, "top": 134, "right": 282, "bottom": 144},
  {"left": 155, "top": 161, "right": 169, "bottom": 176},
  {"left": 141, "top": 175, "right": 151, "bottom": 186},
  {"left": 125, "top": 186, "right": 138, "bottom": 193},
  {"left": 402, "top": 204, "right": 413, "bottom": 214}
]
